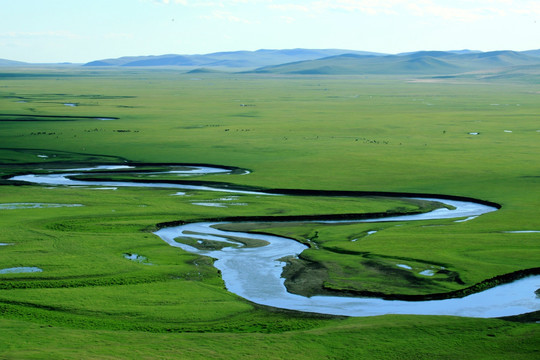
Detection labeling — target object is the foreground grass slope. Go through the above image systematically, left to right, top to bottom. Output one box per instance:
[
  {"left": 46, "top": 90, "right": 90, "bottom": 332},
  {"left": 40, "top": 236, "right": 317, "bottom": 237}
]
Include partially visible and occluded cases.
[
  {"left": 0, "top": 68, "right": 538, "bottom": 358},
  {"left": 1, "top": 316, "right": 538, "bottom": 360}
]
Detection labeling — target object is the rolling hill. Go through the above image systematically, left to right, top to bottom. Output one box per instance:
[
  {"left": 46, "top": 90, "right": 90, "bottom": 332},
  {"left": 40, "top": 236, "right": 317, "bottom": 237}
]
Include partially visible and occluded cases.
[
  {"left": 3, "top": 48, "right": 540, "bottom": 76},
  {"left": 83, "top": 49, "right": 384, "bottom": 68},
  {"left": 521, "top": 49, "right": 540, "bottom": 57},
  {"left": 252, "top": 50, "right": 540, "bottom": 75},
  {"left": 0, "top": 59, "right": 28, "bottom": 66}
]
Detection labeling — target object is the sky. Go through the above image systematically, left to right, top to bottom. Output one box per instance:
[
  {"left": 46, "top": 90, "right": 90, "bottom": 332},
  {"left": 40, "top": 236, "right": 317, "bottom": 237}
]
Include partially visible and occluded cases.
[{"left": 1, "top": 0, "right": 539, "bottom": 63}]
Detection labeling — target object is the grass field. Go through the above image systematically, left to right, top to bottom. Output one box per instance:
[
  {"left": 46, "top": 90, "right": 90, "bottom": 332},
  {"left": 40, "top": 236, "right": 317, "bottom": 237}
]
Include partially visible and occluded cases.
[{"left": 0, "top": 67, "right": 539, "bottom": 358}]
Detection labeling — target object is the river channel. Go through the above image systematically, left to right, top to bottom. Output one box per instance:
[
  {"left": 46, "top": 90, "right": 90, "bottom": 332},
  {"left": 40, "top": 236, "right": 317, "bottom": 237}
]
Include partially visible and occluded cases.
[{"left": 9, "top": 165, "right": 540, "bottom": 318}]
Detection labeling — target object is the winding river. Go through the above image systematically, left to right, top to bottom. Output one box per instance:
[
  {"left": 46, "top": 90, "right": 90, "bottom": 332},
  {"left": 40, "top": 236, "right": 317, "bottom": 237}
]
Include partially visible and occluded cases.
[{"left": 9, "top": 165, "right": 540, "bottom": 318}]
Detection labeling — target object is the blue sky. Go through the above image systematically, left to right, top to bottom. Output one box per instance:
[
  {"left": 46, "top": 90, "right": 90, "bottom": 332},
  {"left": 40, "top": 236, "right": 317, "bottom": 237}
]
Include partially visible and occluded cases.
[{"left": 1, "top": 0, "right": 539, "bottom": 63}]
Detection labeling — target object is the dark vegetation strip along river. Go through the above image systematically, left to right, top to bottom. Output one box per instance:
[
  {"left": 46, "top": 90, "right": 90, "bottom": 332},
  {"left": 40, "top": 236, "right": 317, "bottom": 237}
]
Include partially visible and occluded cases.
[{"left": 8, "top": 164, "right": 540, "bottom": 318}]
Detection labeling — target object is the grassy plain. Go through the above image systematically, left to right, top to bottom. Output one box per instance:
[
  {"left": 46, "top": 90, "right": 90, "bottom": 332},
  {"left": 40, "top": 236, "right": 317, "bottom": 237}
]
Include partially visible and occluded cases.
[{"left": 0, "top": 67, "right": 539, "bottom": 358}]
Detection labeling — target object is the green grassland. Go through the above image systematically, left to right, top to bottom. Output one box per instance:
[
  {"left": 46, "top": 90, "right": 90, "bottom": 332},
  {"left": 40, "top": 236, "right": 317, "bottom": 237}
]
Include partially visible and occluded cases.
[{"left": 0, "top": 67, "right": 539, "bottom": 358}]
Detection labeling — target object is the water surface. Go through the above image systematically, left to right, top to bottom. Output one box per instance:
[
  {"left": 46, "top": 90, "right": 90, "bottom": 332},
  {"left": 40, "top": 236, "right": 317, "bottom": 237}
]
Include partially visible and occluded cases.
[
  {"left": 10, "top": 164, "right": 538, "bottom": 317},
  {"left": 0, "top": 267, "right": 42, "bottom": 274}
]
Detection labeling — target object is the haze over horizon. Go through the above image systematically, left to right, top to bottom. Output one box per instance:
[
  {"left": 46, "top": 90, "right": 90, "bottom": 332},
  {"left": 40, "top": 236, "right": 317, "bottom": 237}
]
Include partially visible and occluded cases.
[{"left": 2, "top": 0, "right": 539, "bottom": 64}]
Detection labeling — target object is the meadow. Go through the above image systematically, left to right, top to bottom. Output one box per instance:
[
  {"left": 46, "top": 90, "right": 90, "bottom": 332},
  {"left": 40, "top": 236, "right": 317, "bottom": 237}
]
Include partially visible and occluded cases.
[{"left": 0, "top": 67, "right": 539, "bottom": 358}]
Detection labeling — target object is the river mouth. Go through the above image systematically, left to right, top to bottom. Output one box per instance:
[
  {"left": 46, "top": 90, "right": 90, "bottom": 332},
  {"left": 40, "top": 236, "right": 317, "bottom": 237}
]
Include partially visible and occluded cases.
[{"left": 7, "top": 164, "right": 539, "bottom": 318}]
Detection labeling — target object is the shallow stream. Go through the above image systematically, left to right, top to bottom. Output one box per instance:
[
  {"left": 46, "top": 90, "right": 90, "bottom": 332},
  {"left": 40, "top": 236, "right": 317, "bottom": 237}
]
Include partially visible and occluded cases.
[{"left": 9, "top": 165, "right": 539, "bottom": 317}]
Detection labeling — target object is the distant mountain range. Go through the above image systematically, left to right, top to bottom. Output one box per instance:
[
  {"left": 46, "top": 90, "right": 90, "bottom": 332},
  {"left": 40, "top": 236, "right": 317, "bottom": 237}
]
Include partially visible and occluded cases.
[
  {"left": 2, "top": 48, "right": 540, "bottom": 76},
  {"left": 82, "top": 49, "right": 383, "bottom": 68},
  {"left": 252, "top": 50, "right": 540, "bottom": 75},
  {"left": 0, "top": 58, "right": 28, "bottom": 66}
]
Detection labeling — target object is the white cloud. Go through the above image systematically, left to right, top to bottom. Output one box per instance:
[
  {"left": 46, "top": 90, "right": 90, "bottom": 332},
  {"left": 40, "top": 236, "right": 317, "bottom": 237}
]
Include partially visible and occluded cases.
[
  {"left": 145, "top": 0, "right": 539, "bottom": 26},
  {"left": 147, "top": 0, "right": 172, "bottom": 4},
  {"left": 149, "top": 0, "right": 538, "bottom": 19},
  {"left": 153, "top": 0, "right": 189, "bottom": 4},
  {"left": 156, "top": 0, "right": 272, "bottom": 5},
  {"left": 267, "top": 0, "right": 534, "bottom": 21},
  {"left": 310, "top": 0, "right": 406, "bottom": 15},
  {"left": 407, "top": 0, "right": 519, "bottom": 22},
  {"left": 513, "top": 0, "right": 540, "bottom": 15},
  {"left": 192, "top": 1, "right": 226, "bottom": 7},
  {"left": 269, "top": 4, "right": 311, "bottom": 12},
  {"left": 424, "top": 5, "right": 484, "bottom": 22},
  {"left": 200, "top": 10, "right": 254, "bottom": 23},
  {"left": 280, "top": 15, "right": 296, "bottom": 23},
  {"left": 0, "top": 31, "right": 80, "bottom": 39},
  {"left": 104, "top": 33, "right": 135, "bottom": 40}
]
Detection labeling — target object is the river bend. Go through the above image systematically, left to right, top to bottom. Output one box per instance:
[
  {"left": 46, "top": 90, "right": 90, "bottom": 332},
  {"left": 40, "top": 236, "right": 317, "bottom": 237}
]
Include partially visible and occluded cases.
[{"left": 9, "top": 165, "right": 539, "bottom": 318}]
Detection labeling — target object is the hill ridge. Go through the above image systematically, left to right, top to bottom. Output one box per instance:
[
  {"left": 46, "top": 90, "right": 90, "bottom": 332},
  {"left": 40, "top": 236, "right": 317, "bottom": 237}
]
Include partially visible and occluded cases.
[{"left": 252, "top": 50, "right": 540, "bottom": 75}]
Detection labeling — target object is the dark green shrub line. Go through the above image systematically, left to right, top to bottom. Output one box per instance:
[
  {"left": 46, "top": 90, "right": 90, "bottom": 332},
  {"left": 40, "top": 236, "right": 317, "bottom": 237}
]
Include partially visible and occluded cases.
[
  {"left": 0, "top": 113, "right": 120, "bottom": 120},
  {"left": 0, "top": 148, "right": 129, "bottom": 169},
  {"left": 62, "top": 172, "right": 503, "bottom": 211},
  {"left": 266, "top": 188, "right": 501, "bottom": 209},
  {"left": 155, "top": 210, "right": 428, "bottom": 230},
  {"left": 0, "top": 273, "right": 173, "bottom": 290}
]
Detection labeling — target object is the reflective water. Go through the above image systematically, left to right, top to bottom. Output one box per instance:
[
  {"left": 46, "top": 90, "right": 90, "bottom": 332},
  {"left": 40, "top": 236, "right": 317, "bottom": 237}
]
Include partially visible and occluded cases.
[
  {"left": 10, "top": 164, "right": 538, "bottom": 317},
  {"left": 10, "top": 167, "right": 266, "bottom": 195},
  {"left": 0, "top": 203, "right": 83, "bottom": 210},
  {"left": 155, "top": 222, "right": 539, "bottom": 318},
  {"left": 0, "top": 267, "right": 42, "bottom": 274}
]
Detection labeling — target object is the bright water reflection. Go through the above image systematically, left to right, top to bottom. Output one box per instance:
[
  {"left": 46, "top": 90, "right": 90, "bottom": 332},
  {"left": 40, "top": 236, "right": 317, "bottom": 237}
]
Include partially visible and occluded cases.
[
  {"left": 9, "top": 165, "right": 539, "bottom": 317},
  {"left": 155, "top": 220, "right": 539, "bottom": 318},
  {"left": 0, "top": 267, "right": 42, "bottom": 274}
]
